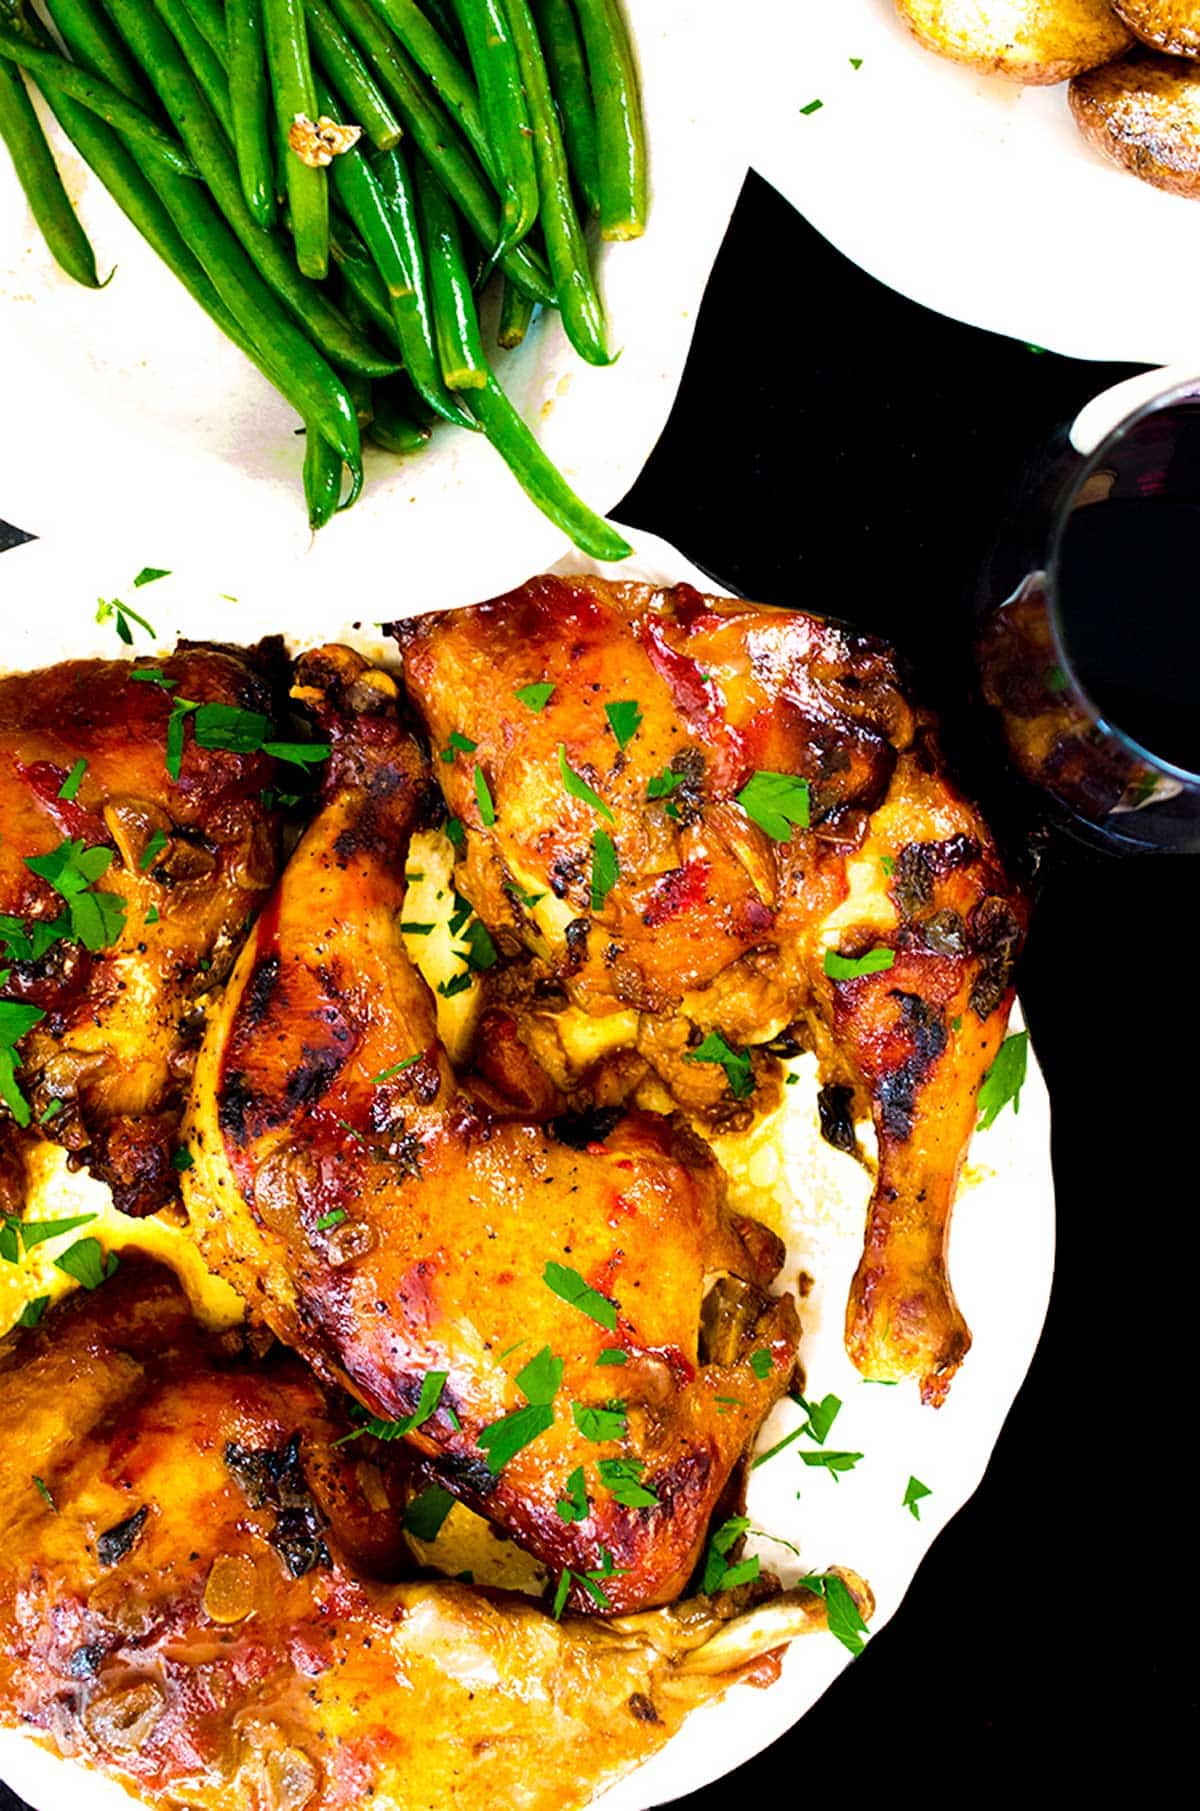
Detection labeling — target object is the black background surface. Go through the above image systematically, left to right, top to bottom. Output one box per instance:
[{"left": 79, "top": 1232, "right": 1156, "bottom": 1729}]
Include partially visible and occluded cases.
[{"left": 1, "top": 172, "right": 1193, "bottom": 1802}]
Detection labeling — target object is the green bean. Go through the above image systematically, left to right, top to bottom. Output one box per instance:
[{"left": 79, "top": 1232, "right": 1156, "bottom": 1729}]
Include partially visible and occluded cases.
[
  {"left": 35, "top": 0, "right": 363, "bottom": 475},
  {"left": 40, "top": 0, "right": 148, "bottom": 104},
  {"left": 105, "top": 0, "right": 393, "bottom": 373},
  {"left": 149, "top": 0, "right": 234, "bottom": 141},
  {"left": 179, "top": 0, "right": 229, "bottom": 58},
  {"left": 226, "top": 0, "right": 277, "bottom": 226},
  {"left": 261, "top": 0, "right": 328, "bottom": 276},
  {"left": 305, "top": 0, "right": 401, "bottom": 150},
  {"left": 322, "top": 0, "right": 552, "bottom": 300},
  {"left": 363, "top": 0, "right": 493, "bottom": 181},
  {"left": 418, "top": 0, "right": 463, "bottom": 57},
  {"left": 454, "top": 0, "right": 537, "bottom": 249},
  {"left": 503, "top": 0, "right": 607, "bottom": 364},
  {"left": 531, "top": 0, "right": 596, "bottom": 215},
  {"left": 573, "top": 0, "right": 643, "bottom": 240},
  {"left": 0, "top": 28, "right": 199, "bottom": 176},
  {"left": 0, "top": 56, "right": 100, "bottom": 286},
  {"left": 312, "top": 71, "right": 409, "bottom": 297},
  {"left": 371, "top": 142, "right": 475, "bottom": 428},
  {"left": 414, "top": 159, "right": 484, "bottom": 389},
  {"left": 330, "top": 226, "right": 405, "bottom": 349},
  {"left": 497, "top": 274, "right": 532, "bottom": 348},
  {"left": 340, "top": 363, "right": 373, "bottom": 423},
  {"left": 467, "top": 369, "right": 630, "bottom": 560},
  {"left": 370, "top": 379, "right": 430, "bottom": 453},
  {"left": 303, "top": 419, "right": 344, "bottom": 526}
]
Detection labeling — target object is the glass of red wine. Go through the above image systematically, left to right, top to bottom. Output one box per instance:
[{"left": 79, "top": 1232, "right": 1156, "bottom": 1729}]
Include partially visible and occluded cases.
[{"left": 976, "top": 374, "right": 1200, "bottom": 854}]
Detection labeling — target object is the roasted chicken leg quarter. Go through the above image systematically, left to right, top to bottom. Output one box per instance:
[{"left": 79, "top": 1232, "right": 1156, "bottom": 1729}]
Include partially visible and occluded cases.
[
  {"left": 399, "top": 576, "right": 1028, "bottom": 1404},
  {"left": 0, "top": 646, "right": 282, "bottom": 1215},
  {"left": 185, "top": 647, "right": 799, "bottom": 1612},
  {"left": 0, "top": 1262, "right": 869, "bottom": 1811}
]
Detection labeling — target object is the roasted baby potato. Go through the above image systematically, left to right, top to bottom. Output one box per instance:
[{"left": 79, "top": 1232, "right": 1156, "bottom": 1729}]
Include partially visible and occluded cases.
[
  {"left": 894, "top": 0, "right": 1134, "bottom": 84},
  {"left": 1112, "top": 1, "right": 1200, "bottom": 57},
  {"left": 1071, "top": 51, "right": 1200, "bottom": 194}
]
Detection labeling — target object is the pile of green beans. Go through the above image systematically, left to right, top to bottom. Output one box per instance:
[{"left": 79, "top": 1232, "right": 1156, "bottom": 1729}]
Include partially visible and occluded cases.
[{"left": 0, "top": 0, "right": 645, "bottom": 557}]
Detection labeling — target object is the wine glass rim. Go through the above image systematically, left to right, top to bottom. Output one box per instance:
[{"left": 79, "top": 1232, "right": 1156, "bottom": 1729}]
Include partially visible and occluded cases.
[{"left": 1044, "top": 376, "right": 1200, "bottom": 790}]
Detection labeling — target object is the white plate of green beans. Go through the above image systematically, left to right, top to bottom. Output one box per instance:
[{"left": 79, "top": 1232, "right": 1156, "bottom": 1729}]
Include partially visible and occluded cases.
[{"left": 0, "top": 0, "right": 750, "bottom": 610}]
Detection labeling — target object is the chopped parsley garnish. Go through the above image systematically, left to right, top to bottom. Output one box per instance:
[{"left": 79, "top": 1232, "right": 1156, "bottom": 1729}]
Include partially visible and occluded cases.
[
  {"left": 849, "top": 56, "right": 863, "bottom": 69},
  {"left": 800, "top": 97, "right": 823, "bottom": 115},
  {"left": 133, "top": 566, "right": 170, "bottom": 587},
  {"left": 96, "top": 597, "right": 154, "bottom": 644},
  {"left": 130, "top": 667, "right": 176, "bottom": 688},
  {"left": 515, "top": 682, "right": 554, "bottom": 713},
  {"left": 163, "top": 699, "right": 329, "bottom": 784},
  {"left": 604, "top": 699, "right": 642, "bottom": 750},
  {"left": 440, "top": 731, "right": 478, "bottom": 763},
  {"left": 558, "top": 745, "right": 614, "bottom": 822},
  {"left": 57, "top": 758, "right": 87, "bottom": 802},
  {"left": 646, "top": 767, "right": 681, "bottom": 801},
  {"left": 736, "top": 771, "right": 810, "bottom": 841},
  {"left": 444, "top": 816, "right": 466, "bottom": 849},
  {"left": 139, "top": 829, "right": 168, "bottom": 871},
  {"left": 590, "top": 830, "right": 619, "bottom": 912},
  {"left": 24, "top": 838, "right": 126, "bottom": 952},
  {"left": 880, "top": 854, "right": 895, "bottom": 877},
  {"left": 510, "top": 884, "right": 545, "bottom": 911},
  {"left": 448, "top": 893, "right": 473, "bottom": 937},
  {"left": 144, "top": 906, "right": 160, "bottom": 925},
  {"left": 461, "top": 917, "right": 498, "bottom": 972},
  {"left": 400, "top": 922, "right": 435, "bottom": 936},
  {"left": 823, "top": 947, "right": 895, "bottom": 981},
  {"left": 437, "top": 971, "right": 474, "bottom": 999},
  {"left": 0, "top": 1000, "right": 47, "bottom": 1126},
  {"left": 950, "top": 1014, "right": 963, "bottom": 1032},
  {"left": 683, "top": 1031, "right": 754, "bottom": 1100},
  {"left": 976, "top": 1032, "right": 1028, "bottom": 1130},
  {"left": 371, "top": 1054, "right": 421, "bottom": 1083},
  {"left": 39, "top": 1099, "right": 62, "bottom": 1124},
  {"left": 170, "top": 1147, "right": 193, "bottom": 1172},
  {"left": 315, "top": 1208, "right": 347, "bottom": 1231},
  {"left": 0, "top": 1212, "right": 96, "bottom": 1264},
  {"left": 53, "top": 1238, "right": 118, "bottom": 1291},
  {"left": 543, "top": 1260, "right": 618, "bottom": 1331},
  {"left": 17, "top": 1295, "right": 48, "bottom": 1327},
  {"left": 515, "top": 1345, "right": 564, "bottom": 1404},
  {"left": 478, "top": 1346, "right": 561, "bottom": 1473},
  {"left": 596, "top": 1347, "right": 627, "bottom": 1367},
  {"left": 749, "top": 1348, "right": 773, "bottom": 1381},
  {"left": 338, "top": 1370, "right": 449, "bottom": 1444},
  {"left": 750, "top": 1390, "right": 842, "bottom": 1469},
  {"left": 571, "top": 1400, "right": 626, "bottom": 1442},
  {"left": 800, "top": 1448, "right": 863, "bottom": 1480},
  {"left": 597, "top": 1456, "right": 658, "bottom": 1508},
  {"left": 555, "top": 1465, "right": 589, "bottom": 1524},
  {"left": 33, "top": 1475, "right": 55, "bottom": 1511},
  {"left": 903, "top": 1475, "right": 932, "bottom": 1521},
  {"left": 403, "top": 1483, "right": 456, "bottom": 1543},
  {"left": 702, "top": 1516, "right": 760, "bottom": 1594},
  {"left": 552, "top": 1547, "right": 625, "bottom": 1618},
  {"left": 797, "top": 1571, "right": 870, "bottom": 1656}
]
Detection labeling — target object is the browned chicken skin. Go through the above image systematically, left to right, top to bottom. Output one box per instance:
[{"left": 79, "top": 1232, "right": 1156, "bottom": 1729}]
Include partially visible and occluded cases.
[
  {"left": 399, "top": 577, "right": 1028, "bottom": 1403},
  {"left": 0, "top": 647, "right": 281, "bottom": 1214},
  {"left": 184, "top": 647, "right": 799, "bottom": 1613},
  {"left": 0, "top": 1262, "right": 868, "bottom": 1811}
]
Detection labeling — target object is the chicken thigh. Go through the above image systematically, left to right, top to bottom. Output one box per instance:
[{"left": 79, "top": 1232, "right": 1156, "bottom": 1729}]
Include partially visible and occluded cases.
[
  {"left": 399, "top": 577, "right": 1028, "bottom": 1403},
  {"left": 0, "top": 646, "right": 281, "bottom": 1215},
  {"left": 184, "top": 647, "right": 799, "bottom": 1611},
  {"left": 0, "top": 1261, "right": 865, "bottom": 1811}
]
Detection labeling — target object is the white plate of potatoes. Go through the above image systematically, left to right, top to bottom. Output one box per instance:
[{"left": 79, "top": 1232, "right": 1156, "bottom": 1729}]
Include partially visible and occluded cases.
[{"left": 752, "top": 0, "right": 1200, "bottom": 366}]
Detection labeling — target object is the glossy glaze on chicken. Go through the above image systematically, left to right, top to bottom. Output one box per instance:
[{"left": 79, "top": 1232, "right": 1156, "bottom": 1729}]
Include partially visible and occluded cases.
[
  {"left": 400, "top": 576, "right": 1028, "bottom": 1403},
  {"left": 0, "top": 645, "right": 282, "bottom": 1216},
  {"left": 184, "top": 646, "right": 799, "bottom": 1613},
  {"left": 0, "top": 1262, "right": 868, "bottom": 1811}
]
